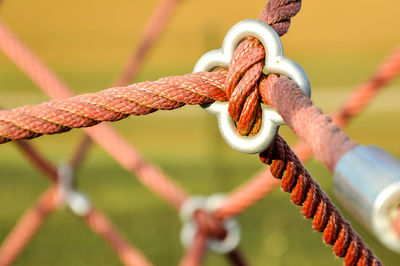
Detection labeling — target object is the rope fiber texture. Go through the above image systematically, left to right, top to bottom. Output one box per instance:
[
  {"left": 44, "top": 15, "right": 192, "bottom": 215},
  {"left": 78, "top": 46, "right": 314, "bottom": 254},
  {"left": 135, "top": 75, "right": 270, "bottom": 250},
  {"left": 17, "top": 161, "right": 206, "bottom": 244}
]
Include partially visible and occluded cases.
[
  {"left": 0, "top": 0, "right": 394, "bottom": 265},
  {"left": 216, "top": 44, "right": 400, "bottom": 220},
  {"left": 0, "top": 58, "right": 383, "bottom": 265},
  {"left": 260, "top": 136, "right": 381, "bottom": 266}
]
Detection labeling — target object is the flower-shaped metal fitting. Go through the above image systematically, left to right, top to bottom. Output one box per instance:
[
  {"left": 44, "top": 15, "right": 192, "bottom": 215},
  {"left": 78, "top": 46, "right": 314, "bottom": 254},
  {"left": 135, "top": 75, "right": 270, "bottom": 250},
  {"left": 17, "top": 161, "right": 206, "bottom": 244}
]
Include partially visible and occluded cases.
[
  {"left": 194, "top": 19, "right": 311, "bottom": 154},
  {"left": 180, "top": 194, "right": 241, "bottom": 254}
]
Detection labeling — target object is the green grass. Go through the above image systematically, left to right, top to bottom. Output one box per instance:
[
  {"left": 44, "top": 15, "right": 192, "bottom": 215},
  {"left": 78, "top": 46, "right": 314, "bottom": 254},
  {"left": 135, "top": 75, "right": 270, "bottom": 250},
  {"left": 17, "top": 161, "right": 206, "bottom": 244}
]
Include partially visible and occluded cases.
[{"left": 1, "top": 0, "right": 400, "bottom": 265}]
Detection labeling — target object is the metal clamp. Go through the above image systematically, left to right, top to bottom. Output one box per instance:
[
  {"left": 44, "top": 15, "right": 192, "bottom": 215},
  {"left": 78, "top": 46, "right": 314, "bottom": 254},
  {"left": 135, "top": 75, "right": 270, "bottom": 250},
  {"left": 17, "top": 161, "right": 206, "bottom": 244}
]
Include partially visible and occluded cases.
[
  {"left": 194, "top": 19, "right": 311, "bottom": 154},
  {"left": 334, "top": 146, "right": 400, "bottom": 252},
  {"left": 57, "top": 164, "right": 91, "bottom": 217},
  {"left": 180, "top": 194, "right": 241, "bottom": 254}
]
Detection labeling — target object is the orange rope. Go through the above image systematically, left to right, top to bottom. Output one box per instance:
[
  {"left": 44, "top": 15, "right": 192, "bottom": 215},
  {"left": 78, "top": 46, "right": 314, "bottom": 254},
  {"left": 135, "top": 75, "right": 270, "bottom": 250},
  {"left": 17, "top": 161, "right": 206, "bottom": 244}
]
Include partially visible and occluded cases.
[
  {"left": 216, "top": 44, "right": 400, "bottom": 219},
  {"left": 0, "top": 186, "right": 60, "bottom": 266},
  {"left": 84, "top": 208, "right": 153, "bottom": 266},
  {"left": 178, "top": 232, "right": 207, "bottom": 266}
]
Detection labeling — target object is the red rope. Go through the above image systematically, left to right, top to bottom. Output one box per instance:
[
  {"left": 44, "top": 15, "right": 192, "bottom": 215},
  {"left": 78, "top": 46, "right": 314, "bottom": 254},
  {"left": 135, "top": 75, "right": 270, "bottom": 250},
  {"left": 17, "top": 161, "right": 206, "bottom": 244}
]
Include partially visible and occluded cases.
[
  {"left": 0, "top": 0, "right": 395, "bottom": 265},
  {"left": 69, "top": 0, "right": 184, "bottom": 172},
  {"left": 114, "top": 0, "right": 182, "bottom": 86},
  {"left": 225, "top": 0, "right": 301, "bottom": 135},
  {"left": 0, "top": 16, "right": 250, "bottom": 265},
  {"left": 216, "top": 44, "right": 400, "bottom": 219},
  {"left": 0, "top": 65, "right": 382, "bottom": 265},
  {"left": 260, "top": 136, "right": 381, "bottom": 265},
  {"left": 14, "top": 140, "right": 59, "bottom": 182},
  {"left": 84, "top": 208, "right": 152, "bottom": 266},
  {"left": 179, "top": 232, "right": 207, "bottom": 266}
]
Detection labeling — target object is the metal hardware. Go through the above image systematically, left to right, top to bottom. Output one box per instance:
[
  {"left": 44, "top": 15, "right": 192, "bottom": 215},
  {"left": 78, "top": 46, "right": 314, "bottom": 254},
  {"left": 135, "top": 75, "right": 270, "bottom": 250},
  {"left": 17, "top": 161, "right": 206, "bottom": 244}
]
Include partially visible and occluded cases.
[
  {"left": 194, "top": 19, "right": 311, "bottom": 154},
  {"left": 334, "top": 146, "right": 400, "bottom": 252},
  {"left": 58, "top": 164, "right": 91, "bottom": 216},
  {"left": 180, "top": 194, "right": 241, "bottom": 254}
]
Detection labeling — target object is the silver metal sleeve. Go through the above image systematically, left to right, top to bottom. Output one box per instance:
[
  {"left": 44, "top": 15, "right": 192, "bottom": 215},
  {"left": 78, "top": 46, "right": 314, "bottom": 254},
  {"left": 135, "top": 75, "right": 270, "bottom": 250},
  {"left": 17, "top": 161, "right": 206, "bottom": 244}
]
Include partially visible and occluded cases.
[{"left": 334, "top": 145, "right": 400, "bottom": 252}]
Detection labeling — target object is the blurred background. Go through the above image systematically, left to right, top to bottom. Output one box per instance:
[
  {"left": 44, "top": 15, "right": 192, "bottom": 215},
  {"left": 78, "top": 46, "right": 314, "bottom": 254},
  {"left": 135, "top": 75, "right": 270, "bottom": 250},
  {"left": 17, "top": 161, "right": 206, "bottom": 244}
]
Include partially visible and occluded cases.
[{"left": 0, "top": 0, "right": 400, "bottom": 265}]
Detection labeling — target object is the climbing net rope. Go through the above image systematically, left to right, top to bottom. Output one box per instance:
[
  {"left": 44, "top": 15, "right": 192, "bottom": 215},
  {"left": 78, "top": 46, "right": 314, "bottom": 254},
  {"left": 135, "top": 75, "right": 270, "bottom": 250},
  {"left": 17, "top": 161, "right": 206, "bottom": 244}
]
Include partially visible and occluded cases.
[{"left": 1, "top": 0, "right": 400, "bottom": 265}]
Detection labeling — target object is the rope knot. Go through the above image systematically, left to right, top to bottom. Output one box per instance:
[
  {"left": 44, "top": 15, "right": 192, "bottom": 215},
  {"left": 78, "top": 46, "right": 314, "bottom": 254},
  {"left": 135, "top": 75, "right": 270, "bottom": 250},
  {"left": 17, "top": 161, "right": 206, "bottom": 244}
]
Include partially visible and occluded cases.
[{"left": 225, "top": 37, "right": 266, "bottom": 136}]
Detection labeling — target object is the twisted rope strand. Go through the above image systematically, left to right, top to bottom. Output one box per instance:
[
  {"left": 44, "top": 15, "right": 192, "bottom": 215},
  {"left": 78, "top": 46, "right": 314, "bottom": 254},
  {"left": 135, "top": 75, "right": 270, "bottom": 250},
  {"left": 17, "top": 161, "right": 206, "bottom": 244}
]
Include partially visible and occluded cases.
[
  {"left": 69, "top": 0, "right": 184, "bottom": 172},
  {"left": 225, "top": 0, "right": 302, "bottom": 136},
  {"left": 0, "top": 17, "right": 249, "bottom": 263},
  {"left": 0, "top": 19, "right": 191, "bottom": 210},
  {"left": 217, "top": 44, "right": 400, "bottom": 219},
  {"left": 0, "top": 70, "right": 226, "bottom": 143},
  {"left": 259, "top": 136, "right": 382, "bottom": 266}
]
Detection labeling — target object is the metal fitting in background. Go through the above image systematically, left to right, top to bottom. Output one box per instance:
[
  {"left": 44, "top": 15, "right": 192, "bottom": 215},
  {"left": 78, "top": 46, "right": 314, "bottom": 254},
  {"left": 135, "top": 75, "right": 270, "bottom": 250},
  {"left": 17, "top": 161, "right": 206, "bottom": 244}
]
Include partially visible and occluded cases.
[
  {"left": 194, "top": 19, "right": 311, "bottom": 154},
  {"left": 334, "top": 145, "right": 400, "bottom": 252},
  {"left": 57, "top": 163, "right": 92, "bottom": 217},
  {"left": 180, "top": 194, "right": 241, "bottom": 254}
]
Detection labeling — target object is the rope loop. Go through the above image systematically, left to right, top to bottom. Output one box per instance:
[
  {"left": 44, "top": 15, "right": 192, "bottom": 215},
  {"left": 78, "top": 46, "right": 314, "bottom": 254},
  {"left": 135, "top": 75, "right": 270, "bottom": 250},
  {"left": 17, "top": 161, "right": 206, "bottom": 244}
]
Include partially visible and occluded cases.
[
  {"left": 195, "top": 19, "right": 310, "bottom": 153},
  {"left": 180, "top": 195, "right": 241, "bottom": 254}
]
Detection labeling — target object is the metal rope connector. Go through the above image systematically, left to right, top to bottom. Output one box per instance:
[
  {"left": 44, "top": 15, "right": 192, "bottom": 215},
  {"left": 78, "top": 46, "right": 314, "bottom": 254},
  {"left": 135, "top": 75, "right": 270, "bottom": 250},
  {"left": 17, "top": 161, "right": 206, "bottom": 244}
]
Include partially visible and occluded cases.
[
  {"left": 194, "top": 19, "right": 311, "bottom": 154},
  {"left": 334, "top": 146, "right": 400, "bottom": 252},
  {"left": 57, "top": 164, "right": 92, "bottom": 217},
  {"left": 180, "top": 194, "right": 241, "bottom": 254}
]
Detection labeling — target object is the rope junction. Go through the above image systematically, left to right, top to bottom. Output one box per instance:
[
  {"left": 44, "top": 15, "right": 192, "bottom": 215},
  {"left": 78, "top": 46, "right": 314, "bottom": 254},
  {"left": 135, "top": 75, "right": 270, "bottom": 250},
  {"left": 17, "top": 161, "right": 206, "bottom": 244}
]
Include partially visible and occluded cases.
[{"left": 1, "top": 0, "right": 400, "bottom": 265}]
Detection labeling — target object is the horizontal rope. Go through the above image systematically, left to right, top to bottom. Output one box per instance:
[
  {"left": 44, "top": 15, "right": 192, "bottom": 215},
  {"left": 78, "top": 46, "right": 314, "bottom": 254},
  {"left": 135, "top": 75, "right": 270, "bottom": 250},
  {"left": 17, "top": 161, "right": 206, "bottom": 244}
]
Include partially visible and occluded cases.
[{"left": 216, "top": 44, "right": 400, "bottom": 219}]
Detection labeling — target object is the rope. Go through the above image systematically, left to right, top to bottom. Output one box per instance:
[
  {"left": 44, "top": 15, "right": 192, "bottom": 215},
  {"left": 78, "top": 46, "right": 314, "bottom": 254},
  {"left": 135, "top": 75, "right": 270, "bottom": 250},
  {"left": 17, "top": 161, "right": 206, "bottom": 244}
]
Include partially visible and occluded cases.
[
  {"left": 0, "top": 0, "right": 395, "bottom": 265},
  {"left": 0, "top": 0, "right": 186, "bottom": 264},
  {"left": 69, "top": 0, "right": 183, "bottom": 173},
  {"left": 114, "top": 0, "right": 182, "bottom": 87},
  {"left": 225, "top": 0, "right": 301, "bottom": 135},
  {"left": 0, "top": 15, "right": 250, "bottom": 265},
  {"left": 216, "top": 44, "right": 400, "bottom": 219},
  {"left": 0, "top": 65, "right": 382, "bottom": 264},
  {"left": 0, "top": 69, "right": 356, "bottom": 173},
  {"left": 260, "top": 136, "right": 381, "bottom": 266},
  {"left": 14, "top": 140, "right": 59, "bottom": 182},
  {"left": 0, "top": 186, "right": 60, "bottom": 266},
  {"left": 84, "top": 208, "right": 152, "bottom": 266},
  {"left": 179, "top": 232, "right": 207, "bottom": 266}
]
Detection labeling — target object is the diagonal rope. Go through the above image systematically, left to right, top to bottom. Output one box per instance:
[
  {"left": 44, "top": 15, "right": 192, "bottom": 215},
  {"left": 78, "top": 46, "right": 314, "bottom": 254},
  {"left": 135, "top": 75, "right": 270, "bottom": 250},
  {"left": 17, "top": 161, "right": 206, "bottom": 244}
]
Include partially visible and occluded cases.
[
  {"left": 0, "top": 0, "right": 392, "bottom": 265},
  {"left": 69, "top": 0, "right": 184, "bottom": 173},
  {"left": 0, "top": 19, "right": 190, "bottom": 210},
  {"left": 216, "top": 44, "right": 400, "bottom": 219},
  {"left": 260, "top": 136, "right": 381, "bottom": 266},
  {"left": 0, "top": 186, "right": 60, "bottom": 266}
]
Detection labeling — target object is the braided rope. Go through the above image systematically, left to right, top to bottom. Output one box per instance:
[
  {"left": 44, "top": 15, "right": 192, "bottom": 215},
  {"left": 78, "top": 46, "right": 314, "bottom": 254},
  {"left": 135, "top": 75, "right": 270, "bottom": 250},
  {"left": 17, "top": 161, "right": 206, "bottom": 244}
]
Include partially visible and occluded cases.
[
  {"left": 0, "top": 0, "right": 394, "bottom": 265},
  {"left": 0, "top": 0, "right": 185, "bottom": 265},
  {"left": 225, "top": 0, "right": 301, "bottom": 135},
  {"left": 0, "top": 19, "right": 191, "bottom": 210},
  {"left": 216, "top": 44, "right": 400, "bottom": 219},
  {"left": 0, "top": 68, "right": 383, "bottom": 264},
  {"left": 260, "top": 136, "right": 381, "bottom": 266}
]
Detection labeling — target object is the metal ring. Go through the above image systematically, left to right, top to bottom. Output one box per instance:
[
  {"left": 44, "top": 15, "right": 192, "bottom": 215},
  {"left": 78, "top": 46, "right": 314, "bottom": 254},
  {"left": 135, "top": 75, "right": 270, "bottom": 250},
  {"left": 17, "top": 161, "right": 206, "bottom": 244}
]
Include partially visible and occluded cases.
[
  {"left": 194, "top": 19, "right": 311, "bottom": 154},
  {"left": 180, "top": 194, "right": 241, "bottom": 254}
]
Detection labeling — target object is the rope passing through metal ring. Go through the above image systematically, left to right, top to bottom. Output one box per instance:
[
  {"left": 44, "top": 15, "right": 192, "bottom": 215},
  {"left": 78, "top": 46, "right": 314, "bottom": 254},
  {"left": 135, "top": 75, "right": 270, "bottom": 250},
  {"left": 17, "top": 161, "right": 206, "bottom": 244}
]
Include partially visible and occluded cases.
[
  {"left": 194, "top": 19, "right": 311, "bottom": 154},
  {"left": 180, "top": 194, "right": 241, "bottom": 254}
]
